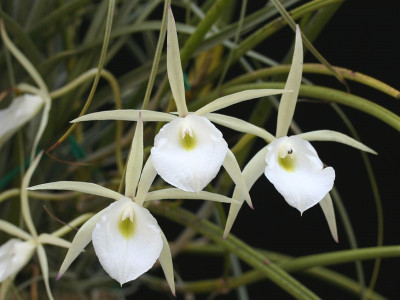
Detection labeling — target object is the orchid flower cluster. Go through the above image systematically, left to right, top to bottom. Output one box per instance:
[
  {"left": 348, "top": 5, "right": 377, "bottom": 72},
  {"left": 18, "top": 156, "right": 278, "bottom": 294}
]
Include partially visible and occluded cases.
[{"left": 0, "top": 5, "right": 378, "bottom": 299}]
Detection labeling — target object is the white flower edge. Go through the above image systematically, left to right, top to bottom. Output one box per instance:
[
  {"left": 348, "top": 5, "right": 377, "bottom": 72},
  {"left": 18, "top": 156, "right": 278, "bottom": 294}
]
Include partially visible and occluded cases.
[
  {"left": 0, "top": 94, "right": 44, "bottom": 149},
  {"left": 151, "top": 114, "right": 227, "bottom": 192},
  {"left": 265, "top": 136, "right": 335, "bottom": 214},
  {"left": 92, "top": 197, "right": 163, "bottom": 285},
  {"left": 0, "top": 239, "right": 35, "bottom": 282}
]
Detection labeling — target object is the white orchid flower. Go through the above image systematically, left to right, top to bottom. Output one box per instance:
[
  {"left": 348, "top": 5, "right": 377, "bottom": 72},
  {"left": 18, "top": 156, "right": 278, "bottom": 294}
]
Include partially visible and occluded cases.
[
  {"left": 71, "top": 6, "right": 290, "bottom": 207},
  {"left": 223, "top": 25, "right": 377, "bottom": 241},
  {"left": 0, "top": 94, "right": 44, "bottom": 149},
  {"left": 29, "top": 115, "right": 239, "bottom": 293},
  {"left": 264, "top": 135, "right": 335, "bottom": 214},
  {"left": 0, "top": 153, "right": 78, "bottom": 300},
  {"left": 0, "top": 239, "right": 35, "bottom": 282}
]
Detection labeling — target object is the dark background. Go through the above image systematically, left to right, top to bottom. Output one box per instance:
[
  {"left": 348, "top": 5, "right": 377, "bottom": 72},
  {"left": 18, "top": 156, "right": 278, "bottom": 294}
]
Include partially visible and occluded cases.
[{"left": 137, "top": 1, "right": 400, "bottom": 299}]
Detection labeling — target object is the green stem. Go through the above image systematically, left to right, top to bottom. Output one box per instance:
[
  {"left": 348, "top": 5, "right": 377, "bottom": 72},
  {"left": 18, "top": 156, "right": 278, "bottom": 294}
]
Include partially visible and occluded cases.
[
  {"left": 224, "top": 63, "right": 400, "bottom": 99},
  {"left": 212, "top": 83, "right": 400, "bottom": 131},
  {"left": 151, "top": 203, "right": 320, "bottom": 299}
]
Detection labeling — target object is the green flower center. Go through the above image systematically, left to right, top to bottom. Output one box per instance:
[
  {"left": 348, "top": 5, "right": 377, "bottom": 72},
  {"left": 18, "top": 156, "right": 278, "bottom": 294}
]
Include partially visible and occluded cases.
[
  {"left": 180, "top": 128, "right": 196, "bottom": 150},
  {"left": 278, "top": 148, "right": 295, "bottom": 172},
  {"left": 118, "top": 208, "right": 135, "bottom": 239}
]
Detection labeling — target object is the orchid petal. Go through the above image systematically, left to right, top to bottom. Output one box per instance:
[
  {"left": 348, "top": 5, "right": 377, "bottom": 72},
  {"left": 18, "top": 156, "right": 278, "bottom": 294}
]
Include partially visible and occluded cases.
[
  {"left": 167, "top": 6, "right": 188, "bottom": 116},
  {"left": 276, "top": 25, "right": 303, "bottom": 138},
  {"left": 196, "top": 89, "right": 288, "bottom": 115},
  {"left": 30, "top": 93, "right": 50, "bottom": 161},
  {"left": 0, "top": 94, "right": 44, "bottom": 148},
  {"left": 71, "top": 110, "right": 177, "bottom": 123},
  {"left": 125, "top": 113, "right": 143, "bottom": 198},
  {"left": 205, "top": 113, "right": 275, "bottom": 142},
  {"left": 151, "top": 114, "right": 227, "bottom": 192},
  {"left": 297, "top": 130, "right": 377, "bottom": 154},
  {"left": 265, "top": 136, "right": 335, "bottom": 214},
  {"left": 224, "top": 146, "right": 268, "bottom": 238},
  {"left": 223, "top": 149, "right": 252, "bottom": 207},
  {"left": 21, "top": 151, "right": 43, "bottom": 237},
  {"left": 136, "top": 156, "right": 158, "bottom": 206},
  {"left": 28, "top": 181, "right": 123, "bottom": 201},
  {"left": 145, "top": 188, "right": 238, "bottom": 204},
  {"left": 319, "top": 193, "right": 338, "bottom": 242},
  {"left": 92, "top": 197, "right": 163, "bottom": 285},
  {"left": 58, "top": 207, "right": 107, "bottom": 279},
  {"left": 51, "top": 213, "right": 93, "bottom": 238},
  {"left": 0, "top": 220, "right": 31, "bottom": 240},
  {"left": 158, "top": 230, "right": 175, "bottom": 295},
  {"left": 37, "top": 234, "right": 72, "bottom": 249},
  {"left": 0, "top": 239, "right": 35, "bottom": 282},
  {"left": 36, "top": 244, "right": 54, "bottom": 300}
]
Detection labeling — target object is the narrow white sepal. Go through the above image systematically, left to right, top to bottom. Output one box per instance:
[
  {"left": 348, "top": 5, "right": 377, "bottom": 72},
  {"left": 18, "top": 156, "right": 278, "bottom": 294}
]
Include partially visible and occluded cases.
[
  {"left": 167, "top": 6, "right": 188, "bottom": 116},
  {"left": 276, "top": 25, "right": 303, "bottom": 138},
  {"left": 196, "top": 89, "right": 288, "bottom": 115},
  {"left": 0, "top": 94, "right": 44, "bottom": 148},
  {"left": 71, "top": 110, "right": 177, "bottom": 123},
  {"left": 125, "top": 113, "right": 143, "bottom": 198},
  {"left": 205, "top": 113, "right": 275, "bottom": 142},
  {"left": 151, "top": 115, "right": 227, "bottom": 192},
  {"left": 297, "top": 130, "right": 377, "bottom": 154},
  {"left": 265, "top": 136, "right": 335, "bottom": 214},
  {"left": 224, "top": 146, "right": 268, "bottom": 238},
  {"left": 222, "top": 149, "right": 252, "bottom": 207},
  {"left": 136, "top": 155, "right": 158, "bottom": 206},
  {"left": 28, "top": 181, "right": 123, "bottom": 201},
  {"left": 146, "top": 188, "right": 238, "bottom": 204},
  {"left": 319, "top": 193, "right": 339, "bottom": 243},
  {"left": 92, "top": 197, "right": 163, "bottom": 285},
  {"left": 58, "top": 207, "right": 108, "bottom": 279},
  {"left": 0, "top": 220, "right": 32, "bottom": 240},
  {"left": 158, "top": 230, "right": 175, "bottom": 295},
  {"left": 37, "top": 234, "right": 72, "bottom": 249},
  {"left": 0, "top": 239, "right": 35, "bottom": 282},
  {"left": 37, "top": 244, "right": 54, "bottom": 300}
]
